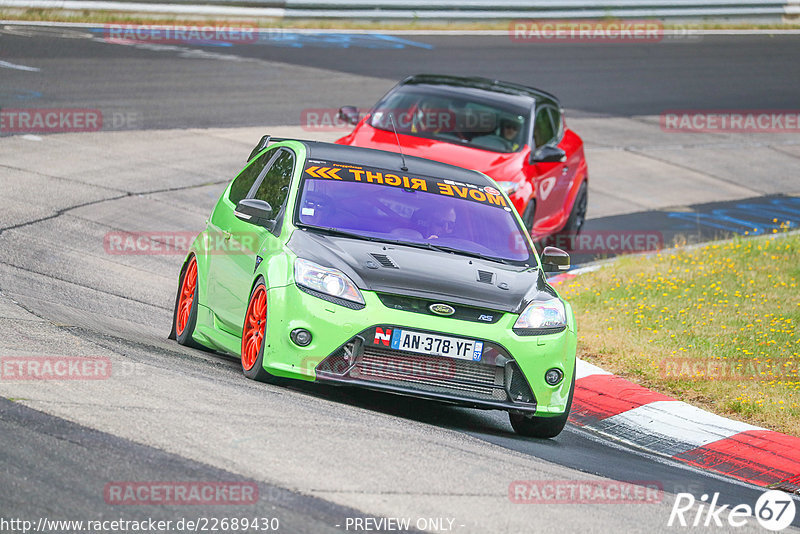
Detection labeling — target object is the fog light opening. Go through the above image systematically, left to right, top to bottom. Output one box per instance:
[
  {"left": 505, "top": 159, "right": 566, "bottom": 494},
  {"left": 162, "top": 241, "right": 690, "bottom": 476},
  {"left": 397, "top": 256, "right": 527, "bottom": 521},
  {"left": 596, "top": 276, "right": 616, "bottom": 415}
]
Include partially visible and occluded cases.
[
  {"left": 290, "top": 328, "right": 312, "bottom": 347},
  {"left": 545, "top": 368, "right": 563, "bottom": 386}
]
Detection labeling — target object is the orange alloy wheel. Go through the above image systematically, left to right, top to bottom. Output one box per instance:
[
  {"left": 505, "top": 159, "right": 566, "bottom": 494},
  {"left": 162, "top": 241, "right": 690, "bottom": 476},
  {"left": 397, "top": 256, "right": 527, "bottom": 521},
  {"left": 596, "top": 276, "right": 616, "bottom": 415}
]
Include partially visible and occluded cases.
[
  {"left": 176, "top": 257, "right": 197, "bottom": 336},
  {"left": 241, "top": 285, "right": 267, "bottom": 371}
]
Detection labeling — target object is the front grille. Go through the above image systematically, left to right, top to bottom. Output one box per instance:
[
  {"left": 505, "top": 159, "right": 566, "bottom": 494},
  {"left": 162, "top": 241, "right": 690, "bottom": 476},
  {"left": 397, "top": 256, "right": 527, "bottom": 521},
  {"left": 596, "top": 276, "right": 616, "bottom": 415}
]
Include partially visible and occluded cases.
[
  {"left": 377, "top": 294, "right": 502, "bottom": 324},
  {"left": 315, "top": 326, "right": 537, "bottom": 407},
  {"left": 316, "top": 341, "right": 357, "bottom": 375},
  {"left": 349, "top": 346, "right": 506, "bottom": 401},
  {"left": 506, "top": 361, "right": 535, "bottom": 403}
]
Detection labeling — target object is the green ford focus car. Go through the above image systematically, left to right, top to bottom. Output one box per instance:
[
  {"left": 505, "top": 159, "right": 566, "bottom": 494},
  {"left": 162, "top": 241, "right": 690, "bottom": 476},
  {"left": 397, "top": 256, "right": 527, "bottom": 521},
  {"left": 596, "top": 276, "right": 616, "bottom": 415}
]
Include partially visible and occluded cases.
[{"left": 170, "top": 136, "right": 577, "bottom": 438}]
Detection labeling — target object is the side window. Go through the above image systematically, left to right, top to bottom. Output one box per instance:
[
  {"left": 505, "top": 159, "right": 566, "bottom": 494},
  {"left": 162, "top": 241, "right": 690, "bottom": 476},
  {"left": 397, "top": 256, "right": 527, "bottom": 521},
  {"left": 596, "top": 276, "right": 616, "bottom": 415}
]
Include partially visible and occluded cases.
[
  {"left": 533, "top": 107, "right": 556, "bottom": 148},
  {"left": 547, "top": 108, "right": 563, "bottom": 141},
  {"left": 228, "top": 149, "right": 274, "bottom": 206},
  {"left": 253, "top": 150, "right": 294, "bottom": 212}
]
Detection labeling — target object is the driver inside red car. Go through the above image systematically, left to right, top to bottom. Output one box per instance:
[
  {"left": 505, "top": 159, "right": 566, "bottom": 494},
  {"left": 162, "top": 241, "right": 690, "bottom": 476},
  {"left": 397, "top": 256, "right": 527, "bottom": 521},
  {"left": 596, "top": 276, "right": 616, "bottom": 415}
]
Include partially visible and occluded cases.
[
  {"left": 411, "top": 97, "right": 451, "bottom": 135},
  {"left": 473, "top": 116, "right": 522, "bottom": 152},
  {"left": 500, "top": 118, "right": 522, "bottom": 150}
]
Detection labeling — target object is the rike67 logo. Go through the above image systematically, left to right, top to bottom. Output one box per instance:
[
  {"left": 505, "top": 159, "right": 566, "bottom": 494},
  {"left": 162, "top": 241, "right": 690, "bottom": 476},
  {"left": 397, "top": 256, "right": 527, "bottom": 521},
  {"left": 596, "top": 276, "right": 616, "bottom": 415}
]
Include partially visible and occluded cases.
[{"left": 668, "top": 490, "right": 796, "bottom": 531}]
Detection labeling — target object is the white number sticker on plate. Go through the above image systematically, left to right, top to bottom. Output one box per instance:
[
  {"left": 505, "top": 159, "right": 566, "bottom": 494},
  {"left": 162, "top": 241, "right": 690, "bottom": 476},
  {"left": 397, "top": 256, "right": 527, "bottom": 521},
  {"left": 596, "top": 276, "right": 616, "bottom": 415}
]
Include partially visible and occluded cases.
[{"left": 388, "top": 329, "right": 483, "bottom": 361}]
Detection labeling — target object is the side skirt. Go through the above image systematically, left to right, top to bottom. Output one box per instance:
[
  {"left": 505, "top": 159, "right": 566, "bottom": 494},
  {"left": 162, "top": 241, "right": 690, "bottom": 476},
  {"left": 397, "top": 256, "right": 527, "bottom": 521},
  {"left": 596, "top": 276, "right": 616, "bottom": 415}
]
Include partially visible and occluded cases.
[{"left": 193, "top": 304, "right": 242, "bottom": 356}]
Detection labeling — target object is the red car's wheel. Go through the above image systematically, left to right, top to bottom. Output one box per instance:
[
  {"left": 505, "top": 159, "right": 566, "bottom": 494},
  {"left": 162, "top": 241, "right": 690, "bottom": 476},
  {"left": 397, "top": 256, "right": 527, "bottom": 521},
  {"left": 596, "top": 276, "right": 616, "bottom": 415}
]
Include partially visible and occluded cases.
[
  {"left": 563, "top": 181, "right": 588, "bottom": 235},
  {"left": 522, "top": 198, "right": 536, "bottom": 232},
  {"left": 173, "top": 256, "right": 200, "bottom": 347},
  {"left": 241, "top": 279, "right": 277, "bottom": 383}
]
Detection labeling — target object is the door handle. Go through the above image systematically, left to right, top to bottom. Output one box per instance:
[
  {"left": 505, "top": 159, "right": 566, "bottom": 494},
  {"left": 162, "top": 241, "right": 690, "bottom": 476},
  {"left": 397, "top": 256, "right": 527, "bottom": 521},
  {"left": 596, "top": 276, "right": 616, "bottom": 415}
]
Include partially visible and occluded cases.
[
  {"left": 561, "top": 166, "right": 569, "bottom": 175},
  {"left": 223, "top": 231, "right": 232, "bottom": 241}
]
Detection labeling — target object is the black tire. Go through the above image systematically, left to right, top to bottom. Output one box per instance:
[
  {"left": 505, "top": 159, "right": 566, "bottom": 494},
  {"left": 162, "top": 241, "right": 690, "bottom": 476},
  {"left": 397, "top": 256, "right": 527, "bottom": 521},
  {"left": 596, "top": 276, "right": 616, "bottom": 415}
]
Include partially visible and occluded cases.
[
  {"left": 562, "top": 181, "right": 588, "bottom": 235},
  {"left": 521, "top": 198, "right": 536, "bottom": 233},
  {"left": 171, "top": 255, "right": 202, "bottom": 348},
  {"left": 241, "top": 279, "right": 278, "bottom": 383},
  {"left": 509, "top": 371, "right": 575, "bottom": 438}
]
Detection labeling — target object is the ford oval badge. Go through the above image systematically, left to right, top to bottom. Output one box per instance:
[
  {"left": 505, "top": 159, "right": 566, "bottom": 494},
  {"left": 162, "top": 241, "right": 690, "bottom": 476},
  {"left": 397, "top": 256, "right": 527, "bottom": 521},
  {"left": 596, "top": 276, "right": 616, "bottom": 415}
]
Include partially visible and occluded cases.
[{"left": 429, "top": 303, "right": 456, "bottom": 316}]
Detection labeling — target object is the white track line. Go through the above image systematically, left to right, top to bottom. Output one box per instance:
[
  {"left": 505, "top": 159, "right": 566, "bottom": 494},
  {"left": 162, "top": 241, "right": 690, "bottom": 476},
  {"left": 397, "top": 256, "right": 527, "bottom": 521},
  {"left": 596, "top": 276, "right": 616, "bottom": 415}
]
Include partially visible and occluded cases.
[{"left": 0, "top": 59, "right": 40, "bottom": 71}]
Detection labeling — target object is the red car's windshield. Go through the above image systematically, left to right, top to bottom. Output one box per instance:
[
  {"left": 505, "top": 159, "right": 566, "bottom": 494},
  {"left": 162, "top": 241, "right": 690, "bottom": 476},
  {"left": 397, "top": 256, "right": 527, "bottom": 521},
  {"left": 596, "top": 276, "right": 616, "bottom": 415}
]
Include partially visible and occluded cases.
[
  {"left": 368, "top": 88, "right": 530, "bottom": 154},
  {"left": 296, "top": 161, "right": 534, "bottom": 265}
]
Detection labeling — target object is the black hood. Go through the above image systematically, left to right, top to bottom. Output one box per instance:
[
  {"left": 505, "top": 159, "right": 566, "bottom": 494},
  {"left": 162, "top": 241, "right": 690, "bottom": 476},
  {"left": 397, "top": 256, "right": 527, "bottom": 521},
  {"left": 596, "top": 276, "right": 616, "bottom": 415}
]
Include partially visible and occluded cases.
[{"left": 287, "top": 229, "right": 557, "bottom": 313}]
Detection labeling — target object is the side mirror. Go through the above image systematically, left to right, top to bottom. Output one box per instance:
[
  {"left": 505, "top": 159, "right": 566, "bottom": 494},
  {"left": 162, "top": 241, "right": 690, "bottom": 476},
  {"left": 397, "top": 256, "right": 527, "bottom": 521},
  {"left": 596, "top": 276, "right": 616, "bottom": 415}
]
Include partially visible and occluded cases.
[
  {"left": 338, "top": 106, "right": 360, "bottom": 126},
  {"left": 248, "top": 135, "right": 271, "bottom": 162},
  {"left": 531, "top": 145, "right": 567, "bottom": 164},
  {"left": 235, "top": 199, "right": 274, "bottom": 229},
  {"left": 540, "top": 246, "right": 570, "bottom": 272}
]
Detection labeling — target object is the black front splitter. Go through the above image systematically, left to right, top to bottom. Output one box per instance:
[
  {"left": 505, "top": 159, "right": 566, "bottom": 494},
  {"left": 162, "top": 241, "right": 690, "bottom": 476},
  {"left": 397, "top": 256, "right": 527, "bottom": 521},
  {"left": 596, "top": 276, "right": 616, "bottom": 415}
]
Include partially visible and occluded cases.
[{"left": 315, "top": 372, "right": 538, "bottom": 414}]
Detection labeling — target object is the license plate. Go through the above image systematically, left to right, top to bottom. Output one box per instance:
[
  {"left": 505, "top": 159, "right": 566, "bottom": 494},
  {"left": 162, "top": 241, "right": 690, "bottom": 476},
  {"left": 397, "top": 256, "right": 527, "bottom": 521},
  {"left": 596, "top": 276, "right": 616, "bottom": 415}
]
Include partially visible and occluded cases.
[{"left": 380, "top": 328, "right": 483, "bottom": 362}]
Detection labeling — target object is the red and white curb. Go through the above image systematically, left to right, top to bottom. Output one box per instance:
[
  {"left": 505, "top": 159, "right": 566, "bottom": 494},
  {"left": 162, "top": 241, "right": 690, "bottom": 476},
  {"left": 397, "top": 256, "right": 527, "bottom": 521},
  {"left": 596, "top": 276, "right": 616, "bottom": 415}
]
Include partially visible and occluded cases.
[
  {"left": 551, "top": 266, "right": 800, "bottom": 489},
  {"left": 569, "top": 360, "right": 800, "bottom": 488}
]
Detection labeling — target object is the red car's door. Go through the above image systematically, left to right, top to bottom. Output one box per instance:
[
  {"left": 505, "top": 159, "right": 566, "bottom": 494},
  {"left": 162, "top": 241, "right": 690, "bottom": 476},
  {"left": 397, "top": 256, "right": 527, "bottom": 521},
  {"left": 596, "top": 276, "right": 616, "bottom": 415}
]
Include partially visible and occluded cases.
[{"left": 527, "top": 105, "right": 572, "bottom": 237}]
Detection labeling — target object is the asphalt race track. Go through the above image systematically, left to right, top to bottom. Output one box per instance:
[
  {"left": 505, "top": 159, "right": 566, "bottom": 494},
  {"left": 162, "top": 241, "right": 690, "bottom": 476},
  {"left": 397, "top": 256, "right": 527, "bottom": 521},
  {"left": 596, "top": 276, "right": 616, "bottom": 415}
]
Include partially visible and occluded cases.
[
  {"left": 1, "top": 24, "right": 800, "bottom": 533},
  {"left": 2, "top": 27, "right": 800, "bottom": 127}
]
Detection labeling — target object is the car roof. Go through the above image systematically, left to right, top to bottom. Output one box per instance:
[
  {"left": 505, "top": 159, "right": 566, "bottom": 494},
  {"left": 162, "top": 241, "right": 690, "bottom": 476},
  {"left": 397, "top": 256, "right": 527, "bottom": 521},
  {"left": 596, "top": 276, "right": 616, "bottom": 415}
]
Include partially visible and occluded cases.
[
  {"left": 398, "top": 74, "right": 561, "bottom": 109},
  {"left": 285, "top": 139, "right": 494, "bottom": 187}
]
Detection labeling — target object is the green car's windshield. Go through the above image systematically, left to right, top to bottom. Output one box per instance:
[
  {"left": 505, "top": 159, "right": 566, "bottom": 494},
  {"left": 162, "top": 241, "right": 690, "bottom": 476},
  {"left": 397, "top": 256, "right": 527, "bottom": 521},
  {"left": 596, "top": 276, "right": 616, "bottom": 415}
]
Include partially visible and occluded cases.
[
  {"left": 368, "top": 88, "right": 530, "bottom": 153},
  {"left": 295, "top": 161, "right": 534, "bottom": 265}
]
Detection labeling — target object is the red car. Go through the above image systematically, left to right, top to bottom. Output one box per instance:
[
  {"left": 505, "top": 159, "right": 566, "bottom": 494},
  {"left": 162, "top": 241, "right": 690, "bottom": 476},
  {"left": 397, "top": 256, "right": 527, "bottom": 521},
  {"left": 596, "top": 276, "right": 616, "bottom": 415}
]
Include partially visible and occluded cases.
[{"left": 336, "top": 74, "right": 588, "bottom": 241}]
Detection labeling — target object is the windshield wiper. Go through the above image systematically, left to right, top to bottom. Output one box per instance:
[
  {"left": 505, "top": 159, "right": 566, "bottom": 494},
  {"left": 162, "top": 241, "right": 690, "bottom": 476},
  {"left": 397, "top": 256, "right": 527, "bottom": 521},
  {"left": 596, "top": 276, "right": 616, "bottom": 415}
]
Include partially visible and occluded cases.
[
  {"left": 298, "top": 225, "right": 385, "bottom": 243},
  {"left": 299, "top": 225, "right": 515, "bottom": 264},
  {"left": 397, "top": 241, "right": 512, "bottom": 265},
  {"left": 420, "top": 243, "right": 513, "bottom": 265}
]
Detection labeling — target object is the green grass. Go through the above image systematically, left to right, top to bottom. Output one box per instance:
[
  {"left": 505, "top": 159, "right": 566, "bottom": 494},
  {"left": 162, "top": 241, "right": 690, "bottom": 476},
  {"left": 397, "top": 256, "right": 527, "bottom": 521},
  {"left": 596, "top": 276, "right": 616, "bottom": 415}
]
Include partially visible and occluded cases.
[{"left": 560, "top": 227, "right": 800, "bottom": 436}]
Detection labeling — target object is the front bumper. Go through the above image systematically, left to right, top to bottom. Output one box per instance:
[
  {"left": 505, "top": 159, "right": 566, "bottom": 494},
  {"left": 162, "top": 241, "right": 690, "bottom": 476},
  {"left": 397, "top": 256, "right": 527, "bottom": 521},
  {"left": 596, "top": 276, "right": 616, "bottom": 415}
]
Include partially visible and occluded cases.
[
  {"left": 262, "top": 283, "right": 576, "bottom": 416},
  {"left": 314, "top": 326, "right": 540, "bottom": 413}
]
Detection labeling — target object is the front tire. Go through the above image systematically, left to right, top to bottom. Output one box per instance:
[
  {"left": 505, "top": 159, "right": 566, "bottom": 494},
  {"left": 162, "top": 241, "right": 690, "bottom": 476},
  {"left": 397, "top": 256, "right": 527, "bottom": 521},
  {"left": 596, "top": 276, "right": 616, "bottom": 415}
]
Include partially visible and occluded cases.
[
  {"left": 562, "top": 181, "right": 588, "bottom": 236},
  {"left": 521, "top": 198, "right": 536, "bottom": 233},
  {"left": 173, "top": 255, "right": 201, "bottom": 348},
  {"left": 241, "top": 279, "right": 278, "bottom": 383},
  {"left": 509, "top": 371, "right": 575, "bottom": 438}
]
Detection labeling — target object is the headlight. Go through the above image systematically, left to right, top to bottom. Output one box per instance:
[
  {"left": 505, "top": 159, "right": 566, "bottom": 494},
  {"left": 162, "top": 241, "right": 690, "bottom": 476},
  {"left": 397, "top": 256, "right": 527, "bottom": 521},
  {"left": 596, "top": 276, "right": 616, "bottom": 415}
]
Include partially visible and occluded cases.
[
  {"left": 496, "top": 180, "right": 520, "bottom": 195},
  {"left": 294, "top": 259, "right": 365, "bottom": 306},
  {"left": 513, "top": 298, "right": 567, "bottom": 332}
]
